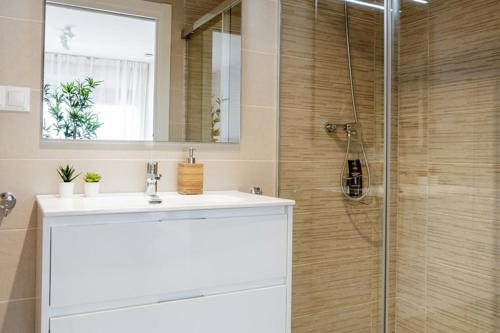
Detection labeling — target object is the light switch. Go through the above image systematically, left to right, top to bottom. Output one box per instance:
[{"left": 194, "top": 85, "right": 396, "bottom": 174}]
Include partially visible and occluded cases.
[
  {"left": 0, "top": 86, "right": 30, "bottom": 112},
  {"left": 0, "top": 87, "right": 5, "bottom": 108}
]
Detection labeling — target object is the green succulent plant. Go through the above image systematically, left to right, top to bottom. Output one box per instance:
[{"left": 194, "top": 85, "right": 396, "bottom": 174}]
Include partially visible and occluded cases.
[
  {"left": 57, "top": 165, "right": 80, "bottom": 183},
  {"left": 83, "top": 172, "right": 102, "bottom": 183}
]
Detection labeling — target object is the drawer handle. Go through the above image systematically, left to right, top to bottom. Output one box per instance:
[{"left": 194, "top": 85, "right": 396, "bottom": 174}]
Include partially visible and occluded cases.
[
  {"left": 157, "top": 217, "right": 208, "bottom": 222},
  {"left": 158, "top": 293, "right": 204, "bottom": 303}
]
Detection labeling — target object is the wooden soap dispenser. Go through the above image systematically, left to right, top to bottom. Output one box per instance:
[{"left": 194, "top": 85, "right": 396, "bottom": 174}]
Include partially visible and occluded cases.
[{"left": 177, "top": 147, "right": 204, "bottom": 195}]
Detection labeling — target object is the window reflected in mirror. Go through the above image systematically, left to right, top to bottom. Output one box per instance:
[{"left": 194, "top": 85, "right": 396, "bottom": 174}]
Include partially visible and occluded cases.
[
  {"left": 41, "top": 0, "right": 241, "bottom": 143},
  {"left": 43, "top": 3, "right": 158, "bottom": 141}
]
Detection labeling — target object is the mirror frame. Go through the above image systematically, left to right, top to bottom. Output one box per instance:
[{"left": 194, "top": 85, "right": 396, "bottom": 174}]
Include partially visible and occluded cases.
[{"left": 40, "top": 0, "right": 242, "bottom": 145}]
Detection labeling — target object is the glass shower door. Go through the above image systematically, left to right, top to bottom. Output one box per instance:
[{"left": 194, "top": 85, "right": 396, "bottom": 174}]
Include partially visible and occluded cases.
[
  {"left": 279, "top": 0, "right": 386, "bottom": 331},
  {"left": 280, "top": 0, "right": 500, "bottom": 332},
  {"left": 391, "top": 0, "right": 500, "bottom": 332}
]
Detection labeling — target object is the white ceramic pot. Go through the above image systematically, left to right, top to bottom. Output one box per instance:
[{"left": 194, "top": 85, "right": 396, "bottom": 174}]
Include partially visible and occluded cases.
[
  {"left": 59, "top": 182, "right": 75, "bottom": 197},
  {"left": 84, "top": 182, "right": 100, "bottom": 197}
]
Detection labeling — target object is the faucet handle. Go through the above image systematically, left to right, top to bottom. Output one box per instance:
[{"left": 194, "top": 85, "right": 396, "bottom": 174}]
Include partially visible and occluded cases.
[
  {"left": 147, "top": 161, "right": 159, "bottom": 175},
  {"left": 0, "top": 192, "right": 16, "bottom": 225}
]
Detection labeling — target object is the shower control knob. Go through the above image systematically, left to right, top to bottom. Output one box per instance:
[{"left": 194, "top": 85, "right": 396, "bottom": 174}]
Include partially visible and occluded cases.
[
  {"left": 324, "top": 122, "right": 337, "bottom": 133},
  {"left": 249, "top": 186, "right": 263, "bottom": 195},
  {"left": 0, "top": 192, "right": 16, "bottom": 224}
]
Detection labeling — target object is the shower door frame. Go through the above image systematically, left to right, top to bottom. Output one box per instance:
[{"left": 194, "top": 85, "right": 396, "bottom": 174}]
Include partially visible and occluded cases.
[{"left": 382, "top": 0, "right": 395, "bottom": 332}]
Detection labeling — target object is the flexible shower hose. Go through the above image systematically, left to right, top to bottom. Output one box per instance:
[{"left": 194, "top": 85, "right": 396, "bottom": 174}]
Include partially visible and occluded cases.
[{"left": 340, "top": 2, "right": 371, "bottom": 201}]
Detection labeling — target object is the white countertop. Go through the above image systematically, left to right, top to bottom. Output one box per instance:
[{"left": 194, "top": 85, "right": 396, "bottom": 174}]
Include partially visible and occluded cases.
[{"left": 36, "top": 191, "right": 295, "bottom": 217}]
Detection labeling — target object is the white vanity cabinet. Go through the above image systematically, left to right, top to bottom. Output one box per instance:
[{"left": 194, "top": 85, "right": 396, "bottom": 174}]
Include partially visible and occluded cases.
[{"left": 36, "top": 192, "right": 294, "bottom": 333}]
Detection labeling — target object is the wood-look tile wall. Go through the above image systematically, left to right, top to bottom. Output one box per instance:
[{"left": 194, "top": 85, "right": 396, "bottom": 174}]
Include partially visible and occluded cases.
[
  {"left": 395, "top": 0, "right": 500, "bottom": 332},
  {"left": 279, "top": 1, "right": 386, "bottom": 332}
]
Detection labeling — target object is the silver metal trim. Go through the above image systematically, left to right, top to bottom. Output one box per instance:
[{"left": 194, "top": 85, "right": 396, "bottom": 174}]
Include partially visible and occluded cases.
[
  {"left": 182, "top": 0, "right": 241, "bottom": 39},
  {"left": 275, "top": 0, "right": 282, "bottom": 196},
  {"left": 383, "top": 0, "right": 394, "bottom": 332},
  {"left": 0, "top": 192, "right": 17, "bottom": 224}
]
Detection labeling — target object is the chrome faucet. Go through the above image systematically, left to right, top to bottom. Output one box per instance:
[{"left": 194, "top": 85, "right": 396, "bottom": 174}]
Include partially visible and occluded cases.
[
  {"left": 146, "top": 162, "right": 162, "bottom": 204},
  {"left": 0, "top": 192, "right": 16, "bottom": 226}
]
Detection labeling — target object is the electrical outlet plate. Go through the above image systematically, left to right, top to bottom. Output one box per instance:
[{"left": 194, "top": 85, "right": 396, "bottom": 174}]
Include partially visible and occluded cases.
[{"left": 0, "top": 86, "right": 30, "bottom": 112}]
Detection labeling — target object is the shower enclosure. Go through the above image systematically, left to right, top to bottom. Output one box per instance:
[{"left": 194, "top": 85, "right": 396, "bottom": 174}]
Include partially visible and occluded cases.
[{"left": 278, "top": 0, "right": 500, "bottom": 332}]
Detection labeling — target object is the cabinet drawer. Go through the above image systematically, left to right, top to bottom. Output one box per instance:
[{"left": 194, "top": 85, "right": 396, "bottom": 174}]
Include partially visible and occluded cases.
[
  {"left": 50, "top": 214, "right": 287, "bottom": 308},
  {"left": 50, "top": 286, "right": 287, "bottom": 333}
]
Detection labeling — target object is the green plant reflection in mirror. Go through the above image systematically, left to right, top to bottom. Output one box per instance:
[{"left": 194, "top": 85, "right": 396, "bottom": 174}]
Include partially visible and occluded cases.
[{"left": 43, "top": 77, "right": 103, "bottom": 140}]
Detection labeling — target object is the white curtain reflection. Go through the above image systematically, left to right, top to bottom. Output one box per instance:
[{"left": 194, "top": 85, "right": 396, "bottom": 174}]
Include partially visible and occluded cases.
[{"left": 44, "top": 52, "right": 153, "bottom": 140}]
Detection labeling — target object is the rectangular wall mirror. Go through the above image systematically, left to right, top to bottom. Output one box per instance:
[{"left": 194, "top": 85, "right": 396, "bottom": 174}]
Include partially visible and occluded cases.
[{"left": 41, "top": 0, "right": 241, "bottom": 143}]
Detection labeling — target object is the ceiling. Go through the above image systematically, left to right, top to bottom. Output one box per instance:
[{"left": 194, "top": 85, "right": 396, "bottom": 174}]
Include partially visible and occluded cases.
[{"left": 44, "top": 3, "right": 156, "bottom": 63}]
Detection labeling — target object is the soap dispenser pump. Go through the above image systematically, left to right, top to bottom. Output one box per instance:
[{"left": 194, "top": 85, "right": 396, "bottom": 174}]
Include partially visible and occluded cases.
[
  {"left": 177, "top": 147, "right": 204, "bottom": 195},
  {"left": 187, "top": 147, "right": 196, "bottom": 164}
]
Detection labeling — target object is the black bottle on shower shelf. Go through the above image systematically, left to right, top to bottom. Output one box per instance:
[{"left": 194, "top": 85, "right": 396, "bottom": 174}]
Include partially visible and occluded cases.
[{"left": 347, "top": 159, "right": 363, "bottom": 197}]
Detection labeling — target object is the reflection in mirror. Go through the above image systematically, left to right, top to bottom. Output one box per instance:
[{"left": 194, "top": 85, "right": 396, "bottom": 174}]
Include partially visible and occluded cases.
[
  {"left": 41, "top": 0, "right": 241, "bottom": 143},
  {"left": 42, "top": 0, "right": 171, "bottom": 142},
  {"left": 180, "top": 2, "right": 241, "bottom": 143},
  {"left": 43, "top": 3, "right": 158, "bottom": 140}
]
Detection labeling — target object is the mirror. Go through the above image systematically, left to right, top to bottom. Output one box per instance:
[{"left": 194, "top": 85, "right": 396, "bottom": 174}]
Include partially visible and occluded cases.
[{"left": 42, "top": 0, "right": 241, "bottom": 143}]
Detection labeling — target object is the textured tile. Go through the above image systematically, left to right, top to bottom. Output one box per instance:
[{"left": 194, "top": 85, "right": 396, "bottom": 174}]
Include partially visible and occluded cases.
[
  {"left": 0, "top": 0, "right": 44, "bottom": 21},
  {"left": 242, "top": 0, "right": 277, "bottom": 54},
  {"left": 279, "top": 1, "right": 385, "bottom": 331},
  {"left": 396, "top": 1, "right": 500, "bottom": 332},
  {"left": 0, "top": 18, "right": 43, "bottom": 89},
  {"left": 241, "top": 50, "right": 277, "bottom": 107},
  {"left": 427, "top": 213, "right": 499, "bottom": 277},
  {"left": 0, "top": 230, "right": 36, "bottom": 301},
  {"left": 292, "top": 256, "right": 378, "bottom": 317},
  {"left": 427, "top": 263, "right": 500, "bottom": 332},
  {"left": 395, "top": 298, "right": 426, "bottom": 333},
  {"left": 0, "top": 299, "right": 35, "bottom": 333},
  {"left": 292, "top": 302, "right": 374, "bottom": 333}
]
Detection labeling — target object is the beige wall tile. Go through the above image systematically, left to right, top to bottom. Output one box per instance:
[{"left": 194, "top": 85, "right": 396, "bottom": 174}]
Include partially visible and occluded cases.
[
  {"left": 0, "top": 0, "right": 43, "bottom": 21},
  {"left": 242, "top": 0, "right": 277, "bottom": 54},
  {"left": 396, "top": 1, "right": 500, "bottom": 331},
  {"left": 280, "top": 2, "right": 385, "bottom": 331},
  {"left": 0, "top": 18, "right": 42, "bottom": 89},
  {"left": 241, "top": 50, "right": 277, "bottom": 108},
  {"left": 238, "top": 106, "right": 277, "bottom": 161},
  {"left": 203, "top": 160, "right": 276, "bottom": 195},
  {"left": 427, "top": 213, "right": 499, "bottom": 277},
  {"left": 0, "top": 230, "right": 36, "bottom": 301},
  {"left": 293, "top": 256, "right": 378, "bottom": 318},
  {"left": 426, "top": 263, "right": 500, "bottom": 332},
  {"left": 395, "top": 298, "right": 426, "bottom": 333},
  {"left": 0, "top": 299, "right": 35, "bottom": 333},
  {"left": 292, "top": 302, "right": 373, "bottom": 333}
]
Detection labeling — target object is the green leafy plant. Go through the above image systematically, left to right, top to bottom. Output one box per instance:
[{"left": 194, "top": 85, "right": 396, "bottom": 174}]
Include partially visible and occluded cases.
[
  {"left": 44, "top": 77, "right": 103, "bottom": 140},
  {"left": 211, "top": 97, "right": 221, "bottom": 142},
  {"left": 57, "top": 165, "right": 80, "bottom": 183},
  {"left": 83, "top": 172, "right": 102, "bottom": 183}
]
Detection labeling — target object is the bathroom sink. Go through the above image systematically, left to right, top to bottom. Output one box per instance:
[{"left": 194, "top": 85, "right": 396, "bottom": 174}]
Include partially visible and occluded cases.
[
  {"left": 36, "top": 191, "right": 294, "bottom": 217},
  {"left": 81, "top": 192, "right": 245, "bottom": 206},
  {"left": 159, "top": 193, "right": 246, "bottom": 204}
]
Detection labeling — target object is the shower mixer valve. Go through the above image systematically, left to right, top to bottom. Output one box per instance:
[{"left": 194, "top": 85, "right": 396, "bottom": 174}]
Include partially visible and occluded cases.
[
  {"left": 324, "top": 121, "right": 357, "bottom": 135},
  {"left": 324, "top": 121, "right": 370, "bottom": 201}
]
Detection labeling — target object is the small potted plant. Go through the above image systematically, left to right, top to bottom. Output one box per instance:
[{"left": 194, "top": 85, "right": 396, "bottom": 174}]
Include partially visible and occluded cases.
[
  {"left": 57, "top": 165, "right": 79, "bottom": 197},
  {"left": 83, "top": 172, "right": 102, "bottom": 197}
]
